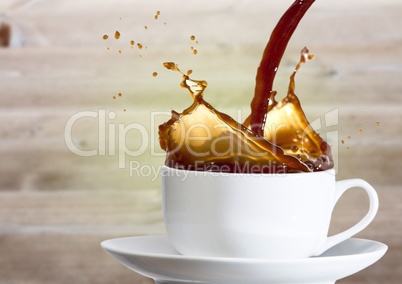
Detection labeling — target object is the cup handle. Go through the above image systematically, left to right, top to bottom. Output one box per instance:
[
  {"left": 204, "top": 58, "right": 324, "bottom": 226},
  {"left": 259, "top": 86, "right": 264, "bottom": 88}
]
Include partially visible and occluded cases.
[{"left": 313, "top": 179, "right": 379, "bottom": 256}]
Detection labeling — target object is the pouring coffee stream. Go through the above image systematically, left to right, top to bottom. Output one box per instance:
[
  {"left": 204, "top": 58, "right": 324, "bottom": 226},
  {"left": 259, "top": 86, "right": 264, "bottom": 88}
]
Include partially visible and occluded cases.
[
  {"left": 159, "top": 0, "right": 333, "bottom": 173},
  {"left": 249, "top": 0, "right": 316, "bottom": 136}
]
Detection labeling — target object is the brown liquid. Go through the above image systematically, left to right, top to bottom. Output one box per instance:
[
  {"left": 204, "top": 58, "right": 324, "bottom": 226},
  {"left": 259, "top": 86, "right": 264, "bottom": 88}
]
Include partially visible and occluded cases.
[
  {"left": 158, "top": 0, "right": 333, "bottom": 173},
  {"left": 250, "top": 0, "right": 316, "bottom": 136}
]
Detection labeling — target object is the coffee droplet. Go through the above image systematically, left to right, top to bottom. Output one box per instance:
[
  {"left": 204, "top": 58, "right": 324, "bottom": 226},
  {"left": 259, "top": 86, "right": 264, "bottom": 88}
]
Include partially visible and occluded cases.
[
  {"left": 156, "top": 11, "right": 161, "bottom": 15},
  {"left": 154, "top": 15, "right": 158, "bottom": 20},
  {"left": 144, "top": 25, "right": 148, "bottom": 30},
  {"left": 114, "top": 31, "right": 120, "bottom": 39},
  {"left": 103, "top": 35, "right": 108, "bottom": 40},
  {"left": 190, "top": 35, "right": 195, "bottom": 41},
  {"left": 130, "top": 40, "right": 134, "bottom": 45},
  {"left": 137, "top": 43, "right": 143, "bottom": 49},
  {"left": 193, "top": 49, "right": 198, "bottom": 55},
  {"left": 118, "top": 50, "right": 122, "bottom": 54},
  {"left": 163, "top": 62, "right": 179, "bottom": 71},
  {"left": 153, "top": 72, "right": 158, "bottom": 77},
  {"left": 118, "top": 93, "right": 122, "bottom": 97},
  {"left": 112, "top": 96, "right": 116, "bottom": 99},
  {"left": 123, "top": 109, "right": 127, "bottom": 112},
  {"left": 376, "top": 121, "right": 380, "bottom": 126},
  {"left": 358, "top": 130, "right": 363, "bottom": 134},
  {"left": 348, "top": 136, "right": 351, "bottom": 139},
  {"left": 341, "top": 140, "right": 345, "bottom": 144}
]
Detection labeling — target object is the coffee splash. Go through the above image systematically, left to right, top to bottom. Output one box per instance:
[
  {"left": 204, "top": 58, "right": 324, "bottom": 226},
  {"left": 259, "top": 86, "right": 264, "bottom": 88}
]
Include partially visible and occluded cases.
[
  {"left": 158, "top": 0, "right": 333, "bottom": 173},
  {"left": 159, "top": 50, "right": 332, "bottom": 173}
]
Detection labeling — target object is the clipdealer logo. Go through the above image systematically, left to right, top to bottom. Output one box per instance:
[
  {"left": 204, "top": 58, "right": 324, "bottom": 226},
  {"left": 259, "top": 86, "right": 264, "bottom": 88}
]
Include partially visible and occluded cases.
[{"left": 64, "top": 108, "right": 339, "bottom": 177}]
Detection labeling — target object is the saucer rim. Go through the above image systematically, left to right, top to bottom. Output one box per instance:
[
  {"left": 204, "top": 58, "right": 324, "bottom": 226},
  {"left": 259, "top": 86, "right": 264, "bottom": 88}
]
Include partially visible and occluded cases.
[{"left": 101, "top": 235, "right": 388, "bottom": 263}]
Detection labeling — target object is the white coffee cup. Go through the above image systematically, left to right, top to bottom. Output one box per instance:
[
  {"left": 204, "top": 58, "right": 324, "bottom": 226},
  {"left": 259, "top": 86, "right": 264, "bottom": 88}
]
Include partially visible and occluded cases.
[{"left": 162, "top": 166, "right": 378, "bottom": 259}]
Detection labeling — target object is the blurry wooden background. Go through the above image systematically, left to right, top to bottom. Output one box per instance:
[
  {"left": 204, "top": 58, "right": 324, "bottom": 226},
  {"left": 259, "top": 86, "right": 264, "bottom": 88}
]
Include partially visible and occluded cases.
[{"left": 1, "top": 0, "right": 401, "bottom": 283}]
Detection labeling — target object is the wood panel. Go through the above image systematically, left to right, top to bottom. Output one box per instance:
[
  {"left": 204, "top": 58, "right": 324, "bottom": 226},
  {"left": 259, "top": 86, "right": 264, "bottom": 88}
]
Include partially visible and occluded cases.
[{"left": 1, "top": 0, "right": 401, "bottom": 283}]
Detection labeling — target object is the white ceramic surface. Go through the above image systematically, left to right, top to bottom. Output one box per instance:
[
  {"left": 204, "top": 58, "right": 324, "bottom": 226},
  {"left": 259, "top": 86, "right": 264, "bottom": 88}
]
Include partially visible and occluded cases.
[
  {"left": 162, "top": 166, "right": 378, "bottom": 258},
  {"left": 101, "top": 235, "right": 387, "bottom": 284}
]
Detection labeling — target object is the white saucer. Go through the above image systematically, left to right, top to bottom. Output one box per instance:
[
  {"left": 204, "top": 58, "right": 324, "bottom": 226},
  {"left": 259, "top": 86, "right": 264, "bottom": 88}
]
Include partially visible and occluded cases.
[{"left": 101, "top": 235, "right": 387, "bottom": 284}]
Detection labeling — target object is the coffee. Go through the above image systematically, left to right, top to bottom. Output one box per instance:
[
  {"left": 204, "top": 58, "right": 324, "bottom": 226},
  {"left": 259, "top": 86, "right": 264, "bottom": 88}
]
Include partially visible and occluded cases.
[
  {"left": 159, "top": 0, "right": 333, "bottom": 173},
  {"left": 159, "top": 0, "right": 379, "bottom": 260}
]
